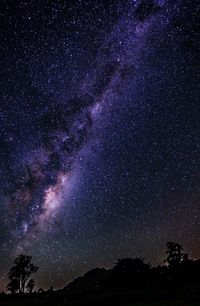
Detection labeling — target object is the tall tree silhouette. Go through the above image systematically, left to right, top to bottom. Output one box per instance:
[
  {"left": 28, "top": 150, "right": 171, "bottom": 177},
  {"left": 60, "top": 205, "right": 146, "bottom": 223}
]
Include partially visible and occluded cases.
[
  {"left": 165, "top": 242, "right": 188, "bottom": 268},
  {"left": 7, "top": 255, "right": 38, "bottom": 293}
]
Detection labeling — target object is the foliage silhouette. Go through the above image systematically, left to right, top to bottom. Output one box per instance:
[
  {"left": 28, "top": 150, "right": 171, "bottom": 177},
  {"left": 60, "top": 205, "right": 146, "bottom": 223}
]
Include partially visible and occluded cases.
[
  {"left": 165, "top": 242, "right": 188, "bottom": 268},
  {"left": 7, "top": 255, "right": 38, "bottom": 293},
  {"left": 106, "top": 257, "right": 151, "bottom": 289},
  {"left": 6, "top": 278, "right": 20, "bottom": 294},
  {"left": 26, "top": 279, "right": 35, "bottom": 293}
]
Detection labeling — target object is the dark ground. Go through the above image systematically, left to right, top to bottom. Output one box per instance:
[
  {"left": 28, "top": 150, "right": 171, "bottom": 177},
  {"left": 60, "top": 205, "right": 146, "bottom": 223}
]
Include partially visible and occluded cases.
[{"left": 1, "top": 285, "right": 200, "bottom": 306}]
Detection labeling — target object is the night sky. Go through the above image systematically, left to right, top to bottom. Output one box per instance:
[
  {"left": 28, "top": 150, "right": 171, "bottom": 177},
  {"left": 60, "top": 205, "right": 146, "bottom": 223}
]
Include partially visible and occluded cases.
[{"left": 0, "top": 0, "right": 199, "bottom": 291}]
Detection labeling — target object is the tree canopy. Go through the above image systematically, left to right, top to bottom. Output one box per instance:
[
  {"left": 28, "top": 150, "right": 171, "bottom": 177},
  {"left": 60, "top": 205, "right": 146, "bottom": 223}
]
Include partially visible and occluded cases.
[{"left": 7, "top": 255, "right": 38, "bottom": 293}]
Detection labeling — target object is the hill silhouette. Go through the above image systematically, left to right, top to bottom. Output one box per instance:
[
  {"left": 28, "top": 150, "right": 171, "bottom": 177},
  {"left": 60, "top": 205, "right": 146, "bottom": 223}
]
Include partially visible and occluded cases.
[{"left": 63, "top": 267, "right": 110, "bottom": 293}]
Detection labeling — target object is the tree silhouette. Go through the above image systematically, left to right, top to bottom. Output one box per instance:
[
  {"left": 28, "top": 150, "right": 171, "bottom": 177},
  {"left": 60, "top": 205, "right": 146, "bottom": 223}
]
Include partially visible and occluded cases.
[
  {"left": 165, "top": 242, "right": 188, "bottom": 268},
  {"left": 7, "top": 255, "right": 38, "bottom": 293},
  {"left": 110, "top": 257, "right": 151, "bottom": 288},
  {"left": 114, "top": 257, "right": 151, "bottom": 274},
  {"left": 6, "top": 278, "right": 20, "bottom": 294},
  {"left": 26, "top": 279, "right": 35, "bottom": 293}
]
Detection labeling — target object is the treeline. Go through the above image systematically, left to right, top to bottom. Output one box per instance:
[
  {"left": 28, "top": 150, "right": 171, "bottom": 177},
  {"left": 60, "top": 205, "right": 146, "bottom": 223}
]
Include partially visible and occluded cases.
[
  {"left": 5, "top": 242, "right": 200, "bottom": 294},
  {"left": 64, "top": 242, "right": 200, "bottom": 293}
]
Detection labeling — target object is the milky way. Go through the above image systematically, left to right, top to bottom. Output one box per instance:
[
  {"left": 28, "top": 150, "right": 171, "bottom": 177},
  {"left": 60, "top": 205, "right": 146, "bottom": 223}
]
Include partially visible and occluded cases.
[{"left": 0, "top": 0, "right": 199, "bottom": 290}]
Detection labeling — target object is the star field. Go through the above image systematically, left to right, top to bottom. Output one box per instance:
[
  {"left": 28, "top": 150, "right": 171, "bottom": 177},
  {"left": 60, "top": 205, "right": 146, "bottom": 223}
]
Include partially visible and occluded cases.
[{"left": 0, "top": 0, "right": 199, "bottom": 290}]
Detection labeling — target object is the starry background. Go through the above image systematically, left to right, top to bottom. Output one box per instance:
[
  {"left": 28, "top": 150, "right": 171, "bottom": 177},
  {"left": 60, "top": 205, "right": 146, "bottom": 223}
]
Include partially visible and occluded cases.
[{"left": 0, "top": 0, "right": 199, "bottom": 291}]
